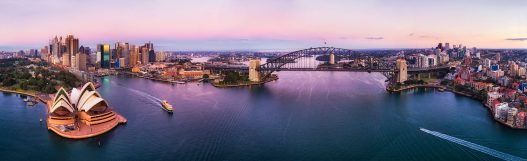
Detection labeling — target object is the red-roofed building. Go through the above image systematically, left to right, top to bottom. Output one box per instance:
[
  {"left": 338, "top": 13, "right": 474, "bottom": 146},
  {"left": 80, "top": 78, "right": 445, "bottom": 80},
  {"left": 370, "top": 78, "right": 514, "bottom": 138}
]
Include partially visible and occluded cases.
[
  {"left": 454, "top": 77, "right": 466, "bottom": 85},
  {"left": 504, "top": 89, "right": 517, "bottom": 100}
]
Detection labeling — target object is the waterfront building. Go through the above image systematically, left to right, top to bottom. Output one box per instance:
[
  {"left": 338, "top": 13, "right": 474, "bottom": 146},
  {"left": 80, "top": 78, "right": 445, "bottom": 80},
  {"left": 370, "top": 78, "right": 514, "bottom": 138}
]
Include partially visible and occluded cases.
[
  {"left": 249, "top": 59, "right": 261, "bottom": 82},
  {"left": 178, "top": 69, "right": 211, "bottom": 79},
  {"left": 47, "top": 82, "right": 126, "bottom": 139},
  {"left": 487, "top": 92, "right": 502, "bottom": 107},
  {"left": 495, "top": 103, "right": 509, "bottom": 121},
  {"left": 507, "top": 108, "right": 518, "bottom": 126},
  {"left": 516, "top": 112, "right": 525, "bottom": 128}
]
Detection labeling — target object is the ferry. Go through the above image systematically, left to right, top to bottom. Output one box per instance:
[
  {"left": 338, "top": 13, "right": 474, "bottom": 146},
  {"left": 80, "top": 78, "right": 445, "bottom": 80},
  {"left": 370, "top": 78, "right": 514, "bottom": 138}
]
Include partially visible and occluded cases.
[
  {"left": 176, "top": 81, "right": 186, "bottom": 84},
  {"left": 160, "top": 100, "right": 173, "bottom": 113}
]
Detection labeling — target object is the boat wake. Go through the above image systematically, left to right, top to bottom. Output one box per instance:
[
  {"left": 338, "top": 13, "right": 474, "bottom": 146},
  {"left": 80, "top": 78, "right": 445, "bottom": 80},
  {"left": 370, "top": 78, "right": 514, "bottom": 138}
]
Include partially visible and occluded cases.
[
  {"left": 110, "top": 80, "right": 162, "bottom": 104},
  {"left": 126, "top": 88, "right": 162, "bottom": 103},
  {"left": 420, "top": 128, "right": 526, "bottom": 161}
]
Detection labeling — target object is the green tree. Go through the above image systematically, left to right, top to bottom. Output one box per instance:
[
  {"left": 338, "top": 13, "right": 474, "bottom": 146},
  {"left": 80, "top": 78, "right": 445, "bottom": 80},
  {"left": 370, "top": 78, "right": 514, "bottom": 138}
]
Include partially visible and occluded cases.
[{"left": 2, "top": 78, "right": 16, "bottom": 86}]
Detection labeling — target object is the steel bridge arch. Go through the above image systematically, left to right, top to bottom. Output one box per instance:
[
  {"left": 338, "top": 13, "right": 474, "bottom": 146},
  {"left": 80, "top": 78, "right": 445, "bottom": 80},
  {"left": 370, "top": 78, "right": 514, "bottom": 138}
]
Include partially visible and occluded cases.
[{"left": 258, "top": 47, "right": 394, "bottom": 80}]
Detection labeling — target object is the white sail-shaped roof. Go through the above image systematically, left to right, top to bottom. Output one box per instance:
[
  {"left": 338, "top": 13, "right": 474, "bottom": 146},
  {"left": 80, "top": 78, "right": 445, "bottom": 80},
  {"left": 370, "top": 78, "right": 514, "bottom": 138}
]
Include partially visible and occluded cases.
[
  {"left": 49, "top": 82, "right": 109, "bottom": 113},
  {"left": 53, "top": 88, "right": 70, "bottom": 103},
  {"left": 69, "top": 88, "right": 81, "bottom": 107},
  {"left": 50, "top": 89, "right": 74, "bottom": 113},
  {"left": 77, "top": 90, "right": 108, "bottom": 112},
  {"left": 79, "top": 97, "right": 106, "bottom": 112}
]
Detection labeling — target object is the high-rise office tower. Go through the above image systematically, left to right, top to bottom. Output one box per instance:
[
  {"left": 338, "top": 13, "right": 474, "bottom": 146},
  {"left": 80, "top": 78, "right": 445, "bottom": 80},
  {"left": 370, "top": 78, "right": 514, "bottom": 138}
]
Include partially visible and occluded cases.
[
  {"left": 65, "top": 35, "right": 79, "bottom": 68},
  {"left": 49, "top": 36, "right": 63, "bottom": 64},
  {"left": 115, "top": 42, "right": 124, "bottom": 59},
  {"left": 97, "top": 44, "right": 111, "bottom": 68},
  {"left": 129, "top": 45, "right": 137, "bottom": 66},
  {"left": 76, "top": 46, "right": 87, "bottom": 71},
  {"left": 141, "top": 47, "right": 149, "bottom": 64},
  {"left": 148, "top": 50, "right": 155, "bottom": 63},
  {"left": 62, "top": 52, "right": 70, "bottom": 67}
]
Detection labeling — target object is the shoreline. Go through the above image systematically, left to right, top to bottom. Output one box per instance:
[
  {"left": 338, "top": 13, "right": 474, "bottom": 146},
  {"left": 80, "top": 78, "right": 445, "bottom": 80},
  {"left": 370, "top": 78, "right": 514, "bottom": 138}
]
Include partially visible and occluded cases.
[
  {"left": 122, "top": 71, "right": 203, "bottom": 84},
  {"left": 212, "top": 77, "right": 279, "bottom": 88},
  {"left": 0, "top": 82, "right": 101, "bottom": 104},
  {"left": 389, "top": 84, "right": 526, "bottom": 130},
  {"left": 0, "top": 87, "right": 47, "bottom": 103}
]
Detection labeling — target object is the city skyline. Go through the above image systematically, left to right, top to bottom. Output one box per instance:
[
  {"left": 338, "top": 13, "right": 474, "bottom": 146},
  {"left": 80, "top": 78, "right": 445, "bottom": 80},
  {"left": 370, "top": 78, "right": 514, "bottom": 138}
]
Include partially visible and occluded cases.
[{"left": 1, "top": 0, "right": 526, "bottom": 51}]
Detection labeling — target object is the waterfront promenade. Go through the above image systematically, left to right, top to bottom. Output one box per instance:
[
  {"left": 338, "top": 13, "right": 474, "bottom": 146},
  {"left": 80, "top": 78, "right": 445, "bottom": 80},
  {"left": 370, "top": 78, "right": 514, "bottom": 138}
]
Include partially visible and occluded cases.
[
  {"left": 0, "top": 87, "right": 50, "bottom": 103},
  {"left": 47, "top": 115, "right": 127, "bottom": 139}
]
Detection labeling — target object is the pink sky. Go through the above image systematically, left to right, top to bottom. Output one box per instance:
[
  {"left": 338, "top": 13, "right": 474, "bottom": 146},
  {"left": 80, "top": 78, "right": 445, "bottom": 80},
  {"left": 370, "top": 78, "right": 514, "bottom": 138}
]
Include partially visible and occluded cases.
[{"left": 0, "top": 0, "right": 526, "bottom": 50}]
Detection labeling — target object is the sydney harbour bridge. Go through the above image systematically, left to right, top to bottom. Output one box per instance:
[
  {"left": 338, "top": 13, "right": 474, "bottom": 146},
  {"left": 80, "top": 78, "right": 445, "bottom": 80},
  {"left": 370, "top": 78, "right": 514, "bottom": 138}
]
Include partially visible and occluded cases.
[{"left": 206, "top": 47, "right": 451, "bottom": 83}]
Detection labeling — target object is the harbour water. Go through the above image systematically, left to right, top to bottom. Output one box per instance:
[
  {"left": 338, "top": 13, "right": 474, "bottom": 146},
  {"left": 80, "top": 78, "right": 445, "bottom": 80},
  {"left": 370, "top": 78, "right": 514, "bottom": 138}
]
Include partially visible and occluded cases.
[{"left": 1, "top": 71, "right": 527, "bottom": 161}]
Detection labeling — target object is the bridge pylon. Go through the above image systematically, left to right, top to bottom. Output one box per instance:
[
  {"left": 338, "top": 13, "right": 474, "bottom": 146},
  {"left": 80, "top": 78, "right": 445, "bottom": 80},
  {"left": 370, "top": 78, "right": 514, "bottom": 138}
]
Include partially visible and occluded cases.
[
  {"left": 329, "top": 52, "right": 335, "bottom": 65},
  {"left": 249, "top": 59, "right": 261, "bottom": 82}
]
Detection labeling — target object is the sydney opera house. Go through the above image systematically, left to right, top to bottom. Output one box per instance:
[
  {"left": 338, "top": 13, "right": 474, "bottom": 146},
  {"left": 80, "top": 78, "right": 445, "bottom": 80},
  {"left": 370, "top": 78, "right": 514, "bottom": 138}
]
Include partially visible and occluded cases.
[{"left": 47, "top": 82, "right": 126, "bottom": 139}]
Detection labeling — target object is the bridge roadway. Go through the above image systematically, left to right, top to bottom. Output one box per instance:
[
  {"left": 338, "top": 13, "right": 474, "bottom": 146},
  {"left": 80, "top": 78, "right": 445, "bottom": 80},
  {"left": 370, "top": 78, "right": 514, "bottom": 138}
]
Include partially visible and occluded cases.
[{"left": 205, "top": 64, "right": 451, "bottom": 73}]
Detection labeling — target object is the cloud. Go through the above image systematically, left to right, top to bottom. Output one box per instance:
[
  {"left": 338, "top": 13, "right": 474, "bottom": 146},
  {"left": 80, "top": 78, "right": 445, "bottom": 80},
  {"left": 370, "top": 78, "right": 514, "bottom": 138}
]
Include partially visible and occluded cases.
[
  {"left": 408, "top": 33, "right": 438, "bottom": 39},
  {"left": 418, "top": 35, "right": 434, "bottom": 38},
  {"left": 365, "top": 37, "right": 384, "bottom": 40},
  {"left": 505, "top": 38, "right": 527, "bottom": 41}
]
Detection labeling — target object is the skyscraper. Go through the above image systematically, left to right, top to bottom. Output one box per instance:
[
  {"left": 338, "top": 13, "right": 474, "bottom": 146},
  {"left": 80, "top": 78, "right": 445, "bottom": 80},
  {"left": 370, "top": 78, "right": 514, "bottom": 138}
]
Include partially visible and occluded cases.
[
  {"left": 65, "top": 35, "right": 79, "bottom": 68},
  {"left": 49, "top": 36, "right": 63, "bottom": 64},
  {"left": 97, "top": 44, "right": 111, "bottom": 68},
  {"left": 129, "top": 45, "right": 138, "bottom": 66},
  {"left": 77, "top": 46, "right": 87, "bottom": 71},
  {"left": 141, "top": 47, "right": 149, "bottom": 64},
  {"left": 148, "top": 50, "right": 155, "bottom": 63}
]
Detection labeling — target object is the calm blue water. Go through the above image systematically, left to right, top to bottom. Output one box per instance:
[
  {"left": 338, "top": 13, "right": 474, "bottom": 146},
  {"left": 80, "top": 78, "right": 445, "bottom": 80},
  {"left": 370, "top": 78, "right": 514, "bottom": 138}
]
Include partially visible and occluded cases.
[{"left": 1, "top": 71, "right": 527, "bottom": 161}]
